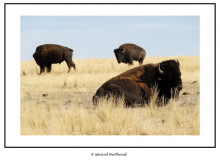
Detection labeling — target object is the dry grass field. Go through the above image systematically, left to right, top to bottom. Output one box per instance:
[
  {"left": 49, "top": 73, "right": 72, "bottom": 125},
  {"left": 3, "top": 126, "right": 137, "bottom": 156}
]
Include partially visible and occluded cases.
[{"left": 20, "top": 56, "right": 200, "bottom": 135}]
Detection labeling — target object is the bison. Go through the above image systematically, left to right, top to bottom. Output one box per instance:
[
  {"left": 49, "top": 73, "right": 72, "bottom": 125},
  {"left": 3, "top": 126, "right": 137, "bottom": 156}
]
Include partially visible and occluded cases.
[
  {"left": 114, "top": 43, "right": 146, "bottom": 65},
  {"left": 33, "top": 44, "right": 76, "bottom": 75},
  {"left": 93, "top": 59, "right": 183, "bottom": 107}
]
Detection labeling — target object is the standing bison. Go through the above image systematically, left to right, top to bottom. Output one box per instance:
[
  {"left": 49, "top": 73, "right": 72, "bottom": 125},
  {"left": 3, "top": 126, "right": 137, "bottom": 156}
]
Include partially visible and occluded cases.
[
  {"left": 114, "top": 43, "right": 146, "bottom": 65},
  {"left": 33, "top": 44, "right": 76, "bottom": 75},
  {"left": 93, "top": 59, "right": 183, "bottom": 107}
]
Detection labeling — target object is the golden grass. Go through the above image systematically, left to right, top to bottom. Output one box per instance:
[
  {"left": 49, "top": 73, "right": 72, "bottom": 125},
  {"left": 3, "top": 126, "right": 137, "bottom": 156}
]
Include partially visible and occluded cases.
[{"left": 20, "top": 56, "right": 200, "bottom": 135}]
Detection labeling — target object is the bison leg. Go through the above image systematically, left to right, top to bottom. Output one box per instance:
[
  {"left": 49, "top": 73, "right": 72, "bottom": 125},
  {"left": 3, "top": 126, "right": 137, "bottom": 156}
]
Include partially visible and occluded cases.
[
  {"left": 138, "top": 57, "right": 144, "bottom": 65},
  {"left": 138, "top": 59, "right": 143, "bottom": 65},
  {"left": 65, "top": 60, "right": 76, "bottom": 73},
  {"left": 65, "top": 60, "right": 71, "bottom": 73},
  {"left": 71, "top": 61, "right": 76, "bottom": 71},
  {"left": 127, "top": 61, "right": 133, "bottom": 65},
  {"left": 46, "top": 64, "right": 52, "bottom": 73},
  {"left": 39, "top": 65, "right": 45, "bottom": 75},
  {"left": 123, "top": 95, "right": 136, "bottom": 108}
]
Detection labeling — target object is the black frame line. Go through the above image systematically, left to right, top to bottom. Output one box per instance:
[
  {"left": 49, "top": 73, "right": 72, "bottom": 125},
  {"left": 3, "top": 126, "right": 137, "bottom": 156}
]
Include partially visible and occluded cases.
[
  {"left": 3, "top": 3, "right": 217, "bottom": 5},
  {"left": 4, "top": 3, "right": 216, "bottom": 148}
]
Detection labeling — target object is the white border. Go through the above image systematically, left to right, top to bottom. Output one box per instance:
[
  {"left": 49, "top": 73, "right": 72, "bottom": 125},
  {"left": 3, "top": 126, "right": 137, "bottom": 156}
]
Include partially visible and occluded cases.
[{"left": 6, "top": 4, "right": 215, "bottom": 147}]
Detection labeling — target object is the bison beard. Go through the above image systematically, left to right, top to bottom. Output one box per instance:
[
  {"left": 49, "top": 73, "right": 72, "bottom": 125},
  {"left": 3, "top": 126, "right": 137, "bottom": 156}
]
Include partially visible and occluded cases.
[{"left": 93, "top": 59, "right": 182, "bottom": 107}]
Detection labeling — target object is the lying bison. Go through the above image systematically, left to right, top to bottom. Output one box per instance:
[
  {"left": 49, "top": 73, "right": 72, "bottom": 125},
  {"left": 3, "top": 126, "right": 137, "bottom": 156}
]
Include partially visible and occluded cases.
[
  {"left": 114, "top": 43, "right": 146, "bottom": 65},
  {"left": 33, "top": 44, "right": 76, "bottom": 75},
  {"left": 93, "top": 59, "right": 182, "bottom": 107}
]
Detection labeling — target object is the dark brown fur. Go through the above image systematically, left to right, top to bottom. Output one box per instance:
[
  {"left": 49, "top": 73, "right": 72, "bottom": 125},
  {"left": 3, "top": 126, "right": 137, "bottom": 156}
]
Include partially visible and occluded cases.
[
  {"left": 114, "top": 43, "right": 146, "bottom": 65},
  {"left": 33, "top": 44, "right": 76, "bottom": 75},
  {"left": 93, "top": 59, "right": 182, "bottom": 107}
]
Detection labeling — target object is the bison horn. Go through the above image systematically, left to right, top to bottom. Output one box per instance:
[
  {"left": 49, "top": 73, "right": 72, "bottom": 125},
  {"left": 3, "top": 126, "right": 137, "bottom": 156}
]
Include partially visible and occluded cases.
[
  {"left": 122, "top": 48, "right": 125, "bottom": 53},
  {"left": 176, "top": 59, "right": 180, "bottom": 68},
  {"left": 158, "top": 63, "right": 165, "bottom": 75}
]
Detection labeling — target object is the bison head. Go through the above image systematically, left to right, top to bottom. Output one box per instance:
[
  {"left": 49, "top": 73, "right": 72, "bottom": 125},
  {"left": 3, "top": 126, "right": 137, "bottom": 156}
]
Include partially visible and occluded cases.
[
  {"left": 114, "top": 48, "right": 126, "bottom": 63},
  {"left": 156, "top": 59, "right": 183, "bottom": 100}
]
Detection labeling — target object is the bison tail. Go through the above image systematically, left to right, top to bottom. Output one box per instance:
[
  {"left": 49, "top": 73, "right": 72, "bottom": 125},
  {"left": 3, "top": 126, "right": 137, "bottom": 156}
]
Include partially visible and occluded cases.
[{"left": 69, "top": 48, "right": 74, "bottom": 52}]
